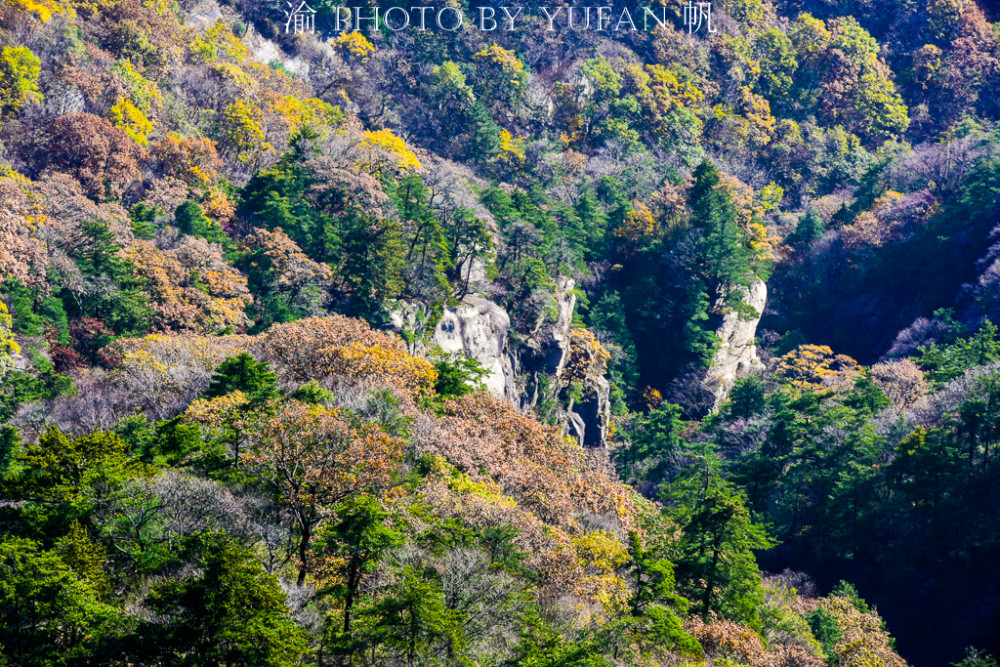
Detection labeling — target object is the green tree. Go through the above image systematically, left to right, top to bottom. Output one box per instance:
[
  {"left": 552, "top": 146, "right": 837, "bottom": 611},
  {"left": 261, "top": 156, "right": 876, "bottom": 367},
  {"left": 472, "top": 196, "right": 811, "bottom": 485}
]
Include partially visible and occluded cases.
[
  {"left": 754, "top": 28, "right": 798, "bottom": 101},
  {"left": 0, "top": 45, "right": 41, "bottom": 118},
  {"left": 853, "top": 71, "right": 909, "bottom": 141},
  {"left": 465, "top": 102, "right": 503, "bottom": 161},
  {"left": 239, "top": 157, "right": 331, "bottom": 261},
  {"left": 689, "top": 160, "right": 752, "bottom": 291},
  {"left": 395, "top": 174, "right": 452, "bottom": 301},
  {"left": 566, "top": 189, "right": 609, "bottom": 262},
  {"left": 175, "top": 200, "right": 232, "bottom": 249},
  {"left": 128, "top": 202, "right": 160, "bottom": 239},
  {"left": 790, "top": 207, "right": 825, "bottom": 246},
  {"left": 444, "top": 209, "right": 492, "bottom": 297},
  {"left": 328, "top": 211, "right": 406, "bottom": 323},
  {"left": 72, "top": 220, "right": 152, "bottom": 336},
  {"left": 76, "top": 220, "right": 133, "bottom": 279},
  {"left": 2, "top": 278, "right": 69, "bottom": 344},
  {"left": 918, "top": 319, "right": 1000, "bottom": 385},
  {"left": 432, "top": 351, "right": 489, "bottom": 399},
  {"left": 204, "top": 352, "right": 278, "bottom": 405},
  {"left": 0, "top": 367, "right": 73, "bottom": 426},
  {"left": 726, "top": 375, "right": 766, "bottom": 419},
  {"left": 289, "top": 380, "right": 336, "bottom": 405},
  {"left": 626, "top": 402, "right": 687, "bottom": 477},
  {"left": 6, "top": 427, "right": 134, "bottom": 529},
  {"left": 665, "top": 460, "right": 774, "bottom": 629},
  {"left": 316, "top": 494, "right": 402, "bottom": 657},
  {"left": 55, "top": 521, "right": 111, "bottom": 596},
  {"left": 623, "top": 530, "right": 702, "bottom": 658},
  {"left": 140, "top": 534, "right": 310, "bottom": 666},
  {"left": 0, "top": 537, "right": 122, "bottom": 665},
  {"left": 353, "top": 564, "right": 466, "bottom": 666},
  {"left": 807, "top": 605, "right": 841, "bottom": 665},
  {"left": 511, "top": 607, "right": 614, "bottom": 666},
  {"left": 953, "top": 647, "right": 999, "bottom": 667}
]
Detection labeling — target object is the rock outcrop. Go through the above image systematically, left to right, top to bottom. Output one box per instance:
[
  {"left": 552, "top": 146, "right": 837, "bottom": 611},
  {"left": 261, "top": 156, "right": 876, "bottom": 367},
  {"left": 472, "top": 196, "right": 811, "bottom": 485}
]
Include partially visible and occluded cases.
[
  {"left": 702, "top": 277, "right": 767, "bottom": 411},
  {"left": 390, "top": 278, "right": 614, "bottom": 448},
  {"left": 513, "top": 278, "right": 576, "bottom": 406},
  {"left": 511, "top": 279, "right": 612, "bottom": 448},
  {"left": 390, "top": 296, "right": 515, "bottom": 401},
  {"left": 429, "top": 296, "right": 516, "bottom": 401},
  {"left": 9, "top": 335, "right": 47, "bottom": 373},
  {"left": 564, "top": 375, "right": 612, "bottom": 449}
]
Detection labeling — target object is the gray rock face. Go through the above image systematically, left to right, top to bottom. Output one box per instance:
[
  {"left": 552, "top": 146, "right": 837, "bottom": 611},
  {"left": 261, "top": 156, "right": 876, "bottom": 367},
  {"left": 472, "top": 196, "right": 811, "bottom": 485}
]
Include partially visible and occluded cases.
[
  {"left": 184, "top": 0, "right": 312, "bottom": 78},
  {"left": 185, "top": 0, "right": 224, "bottom": 27},
  {"left": 516, "top": 277, "right": 577, "bottom": 399},
  {"left": 702, "top": 277, "right": 767, "bottom": 411},
  {"left": 390, "top": 278, "right": 614, "bottom": 448},
  {"left": 511, "top": 279, "right": 611, "bottom": 448},
  {"left": 390, "top": 296, "right": 515, "bottom": 400},
  {"left": 430, "top": 296, "right": 516, "bottom": 401},
  {"left": 8, "top": 335, "right": 50, "bottom": 373},
  {"left": 568, "top": 375, "right": 611, "bottom": 448}
]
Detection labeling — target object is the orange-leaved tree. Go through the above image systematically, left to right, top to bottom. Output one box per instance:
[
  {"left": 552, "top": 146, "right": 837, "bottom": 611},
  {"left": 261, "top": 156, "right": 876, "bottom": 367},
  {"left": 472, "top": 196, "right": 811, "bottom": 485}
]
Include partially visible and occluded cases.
[
  {"left": 254, "top": 316, "right": 437, "bottom": 397},
  {"left": 241, "top": 400, "right": 402, "bottom": 585}
]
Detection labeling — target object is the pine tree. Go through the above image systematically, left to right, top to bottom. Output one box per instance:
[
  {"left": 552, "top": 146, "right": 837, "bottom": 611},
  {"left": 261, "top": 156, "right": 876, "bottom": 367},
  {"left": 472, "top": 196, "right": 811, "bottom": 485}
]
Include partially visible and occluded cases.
[
  {"left": 688, "top": 161, "right": 751, "bottom": 291},
  {"left": 175, "top": 201, "right": 231, "bottom": 249},
  {"left": 791, "top": 207, "right": 825, "bottom": 246},
  {"left": 204, "top": 352, "right": 278, "bottom": 404},
  {"left": 665, "top": 459, "right": 774, "bottom": 630},
  {"left": 141, "top": 534, "right": 309, "bottom": 666}
]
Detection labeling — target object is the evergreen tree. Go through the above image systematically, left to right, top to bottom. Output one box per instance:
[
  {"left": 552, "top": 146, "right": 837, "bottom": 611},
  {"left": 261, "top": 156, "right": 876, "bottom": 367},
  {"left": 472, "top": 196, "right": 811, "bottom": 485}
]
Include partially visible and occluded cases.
[
  {"left": 688, "top": 161, "right": 752, "bottom": 291},
  {"left": 175, "top": 201, "right": 231, "bottom": 249},
  {"left": 791, "top": 207, "right": 825, "bottom": 246},
  {"left": 328, "top": 211, "right": 406, "bottom": 322},
  {"left": 72, "top": 220, "right": 152, "bottom": 336},
  {"left": 204, "top": 352, "right": 278, "bottom": 404},
  {"left": 626, "top": 402, "right": 687, "bottom": 477},
  {"left": 665, "top": 459, "right": 774, "bottom": 629},
  {"left": 317, "top": 494, "right": 402, "bottom": 652},
  {"left": 140, "top": 534, "right": 309, "bottom": 666},
  {"left": 0, "top": 537, "right": 123, "bottom": 665}
]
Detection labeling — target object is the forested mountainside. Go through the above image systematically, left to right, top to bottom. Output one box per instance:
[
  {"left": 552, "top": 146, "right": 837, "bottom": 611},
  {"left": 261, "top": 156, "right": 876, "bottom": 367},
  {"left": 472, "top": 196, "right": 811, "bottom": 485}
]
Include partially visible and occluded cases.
[{"left": 2, "top": 0, "right": 1000, "bottom": 664}]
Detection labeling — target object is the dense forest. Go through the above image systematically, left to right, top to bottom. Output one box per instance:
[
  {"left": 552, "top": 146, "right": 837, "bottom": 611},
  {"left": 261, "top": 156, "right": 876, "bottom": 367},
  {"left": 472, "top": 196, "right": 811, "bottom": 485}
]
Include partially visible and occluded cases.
[{"left": 1, "top": 0, "right": 1000, "bottom": 664}]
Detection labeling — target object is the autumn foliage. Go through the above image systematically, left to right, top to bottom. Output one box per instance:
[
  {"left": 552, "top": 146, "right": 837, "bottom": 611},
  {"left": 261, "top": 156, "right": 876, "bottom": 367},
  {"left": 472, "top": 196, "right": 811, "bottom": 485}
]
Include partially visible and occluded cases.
[{"left": 0, "top": 0, "right": 994, "bottom": 662}]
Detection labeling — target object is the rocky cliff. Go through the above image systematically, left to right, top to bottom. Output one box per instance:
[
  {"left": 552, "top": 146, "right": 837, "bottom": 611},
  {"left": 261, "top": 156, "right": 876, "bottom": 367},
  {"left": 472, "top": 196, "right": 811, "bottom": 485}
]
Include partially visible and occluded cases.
[
  {"left": 394, "top": 274, "right": 767, "bottom": 443},
  {"left": 702, "top": 277, "right": 767, "bottom": 412},
  {"left": 392, "top": 279, "right": 613, "bottom": 448},
  {"left": 509, "top": 279, "right": 611, "bottom": 449},
  {"left": 428, "top": 296, "right": 517, "bottom": 401}
]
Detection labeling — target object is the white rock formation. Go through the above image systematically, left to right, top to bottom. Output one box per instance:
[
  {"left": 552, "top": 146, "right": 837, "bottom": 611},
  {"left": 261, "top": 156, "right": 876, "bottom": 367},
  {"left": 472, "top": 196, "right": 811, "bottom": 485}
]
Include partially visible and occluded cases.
[
  {"left": 244, "top": 27, "right": 311, "bottom": 77},
  {"left": 520, "top": 277, "right": 576, "bottom": 385},
  {"left": 390, "top": 278, "right": 614, "bottom": 448},
  {"left": 703, "top": 278, "right": 767, "bottom": 411},
  {"left": 429, "top": 296, "right": 516, "bottom": 400}
]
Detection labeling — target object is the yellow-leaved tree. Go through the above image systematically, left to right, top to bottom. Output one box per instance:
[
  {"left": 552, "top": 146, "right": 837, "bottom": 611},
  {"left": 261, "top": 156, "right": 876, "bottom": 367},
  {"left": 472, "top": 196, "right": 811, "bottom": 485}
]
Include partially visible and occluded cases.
[
  {"left": 1, "top": 0, "right": 60, "bottom": 23},
  {"left": 190, "top": 22, "right": 250, "bottom": 63},
  {"left": 330, "top": 31, "right": 374, "bottom": 60},
  {"left": 0, "top": 46, "right": 41, "bottom": 119},
  {"left": 108, "top": 98, "right": 154, "bottom": 146},
  {"left": 223, "top": 98, "right": 273, "bottom": 164},
  {"left": 358, "top": 128, "right": 421, "bottom": 174},
  {"left": 0, "top": 301, "right": 19, "bottom": 379},
  {"left": 774, "top": 344, "right": 861, "bottom": 394}
]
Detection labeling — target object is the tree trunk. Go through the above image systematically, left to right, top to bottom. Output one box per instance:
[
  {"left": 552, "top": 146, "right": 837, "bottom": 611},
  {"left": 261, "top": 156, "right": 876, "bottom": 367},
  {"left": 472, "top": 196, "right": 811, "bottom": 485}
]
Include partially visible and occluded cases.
[{"left": 297, "top": 523, "right": 311, "bottom": 587}]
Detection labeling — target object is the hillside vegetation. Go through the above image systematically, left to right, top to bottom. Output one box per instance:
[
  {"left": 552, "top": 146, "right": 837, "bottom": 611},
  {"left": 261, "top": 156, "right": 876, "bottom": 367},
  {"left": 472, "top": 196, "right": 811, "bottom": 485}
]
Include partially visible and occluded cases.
[{"left": 1, "top": 0, "right": 1000, "bottom": 664}]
